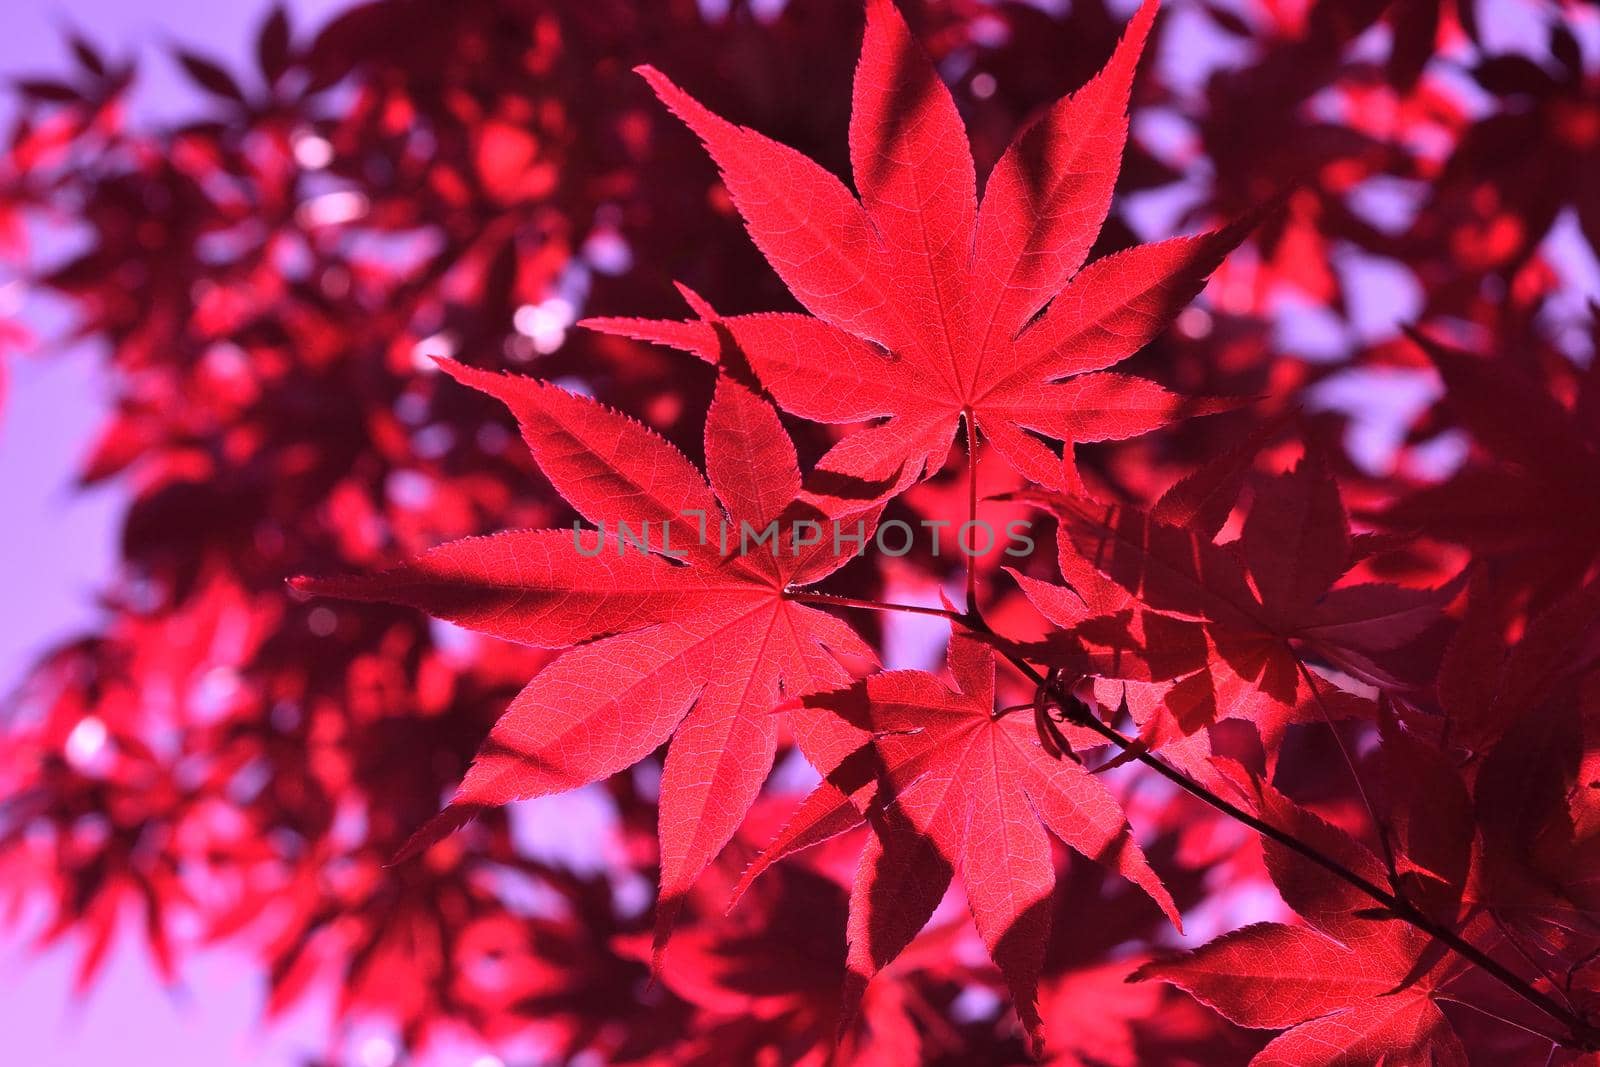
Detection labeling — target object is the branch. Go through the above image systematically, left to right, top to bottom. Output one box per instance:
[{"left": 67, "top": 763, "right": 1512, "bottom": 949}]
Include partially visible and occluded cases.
[
  {"left": 792, "top": 586, "right": 1599, "bottom": 1047},
  {"left": 786, "top": 591, "right": 964, "bottom": 622},
  {"left": 968, "top": 614, "right": 1600, "bottom": 1051}
]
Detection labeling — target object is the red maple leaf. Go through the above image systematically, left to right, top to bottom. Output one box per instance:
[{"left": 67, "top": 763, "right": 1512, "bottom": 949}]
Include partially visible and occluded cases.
[
  {"left": 586, "top": 0, "right": 1246, "bottom": 497},
  {"left": 1384, "top": 331, "right": 1600, "bottom": 604},
  {"left": 295, "top": 362, "right": 875, "bottom": 957},
  {"left": 1026, "top": 447, "right": 1447, "bottom": 737},
  {"left": 745, "top": 633, "right": 1178, "bottom": 1055},
  {"left": 1136, "top": 765, "right": 1472, "bottom": 1066}
]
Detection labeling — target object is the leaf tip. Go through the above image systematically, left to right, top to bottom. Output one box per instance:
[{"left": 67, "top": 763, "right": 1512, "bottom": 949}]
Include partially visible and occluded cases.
[
  {"left": 1127, "top": 0, "right": 1161, "bottom": 44},
  {"left": 632, "top": 63, "right": 728, "bottom": 143},
  {"left": 634, "top": 63, "right": 677, "bottom": 101},
  {"left": 672, "top": 281, "right": 717, "bottom": 320},
  {"left": 432, "top": 356, "right": 548, "bottom": 414},
  {"left": 288, "top": 572, "right": 372, "bottom": 604},
  {"left": 389, "top": 803, "right": 481, "bottom": 866},
  {"left": 650, "top": 891, "right": 686, "bottom": 977},
  {"left": 1125, "top": 957, "right": 1164, "bottom": 984}
]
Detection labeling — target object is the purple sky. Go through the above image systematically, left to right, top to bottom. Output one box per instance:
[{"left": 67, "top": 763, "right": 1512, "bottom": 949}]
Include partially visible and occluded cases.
[{"left": 0, "top": 5, "right": 350, "bottom": 1064}]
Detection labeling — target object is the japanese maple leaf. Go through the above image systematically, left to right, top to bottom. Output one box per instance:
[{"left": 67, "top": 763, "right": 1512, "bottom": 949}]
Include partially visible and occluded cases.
[
  {"left": 585, "top": 0, "right": 1247, "bottom": 498},
  {"left": 1413, "top": 24, "right": 1598, "bottom": 272},
  {"left": 1383, "top": 331, "right": 1600, "bottom": 605},
  {"left": 294, "top": 362, "right": 874, "bottom": 957},
  {"left": 1032, "top": 448, "right": 1446, "bottom": 736},
  {"left": 1014, "top": 561, "right": 1376, "bottom": 767},
  {"left": 1435, "top": 571, "right": 1600, "bottom": 755},
  {"left": 1469, "top": 614, "right": 1600, "bottom": 933},
  {"left": 744, "top": 633, "right": 1179, "bottom": 1056},
  {"left": 1136, "top": 767, "right": 1471, "bottom": 1067},
  {"left": 642, "top": 861, "right": 935, "bottom": 1067}
]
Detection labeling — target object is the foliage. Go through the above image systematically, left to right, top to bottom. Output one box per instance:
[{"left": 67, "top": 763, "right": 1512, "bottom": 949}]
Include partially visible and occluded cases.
[{"left": 3, "top": 0, "right": 1600, "bottom": 1064}]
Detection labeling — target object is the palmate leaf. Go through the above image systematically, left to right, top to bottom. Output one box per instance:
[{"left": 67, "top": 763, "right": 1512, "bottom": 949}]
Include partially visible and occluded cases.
[
  {"left": 586, "top": 0, "right": 1249, "bottom": 499},
  {"left": 1383, "top": 330, "right": 1600, "bottom": 603},
  {"left": 297, "top": 363, "right": 875, "bottom": 960},
  {"left": 1022, "top": 447, "right": 1449, "bottom": 739},
  {"left": 741, "top": 635, "right": 1178, "bottom": 1056}
]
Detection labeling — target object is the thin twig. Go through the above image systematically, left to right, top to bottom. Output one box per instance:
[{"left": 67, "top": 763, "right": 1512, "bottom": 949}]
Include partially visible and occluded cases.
[
  {"left": 785, "top": 591, "right": 963, "bottom": 621},
  {"left": 1293, "top": 656, "right": 1393, "bottom": 875},
  {"left": 1491, "top": 911, "right": 1578, "bottom": 1015},
  {"left": 1432, "top": 993, "right": 1571, "bottom": 1048}
]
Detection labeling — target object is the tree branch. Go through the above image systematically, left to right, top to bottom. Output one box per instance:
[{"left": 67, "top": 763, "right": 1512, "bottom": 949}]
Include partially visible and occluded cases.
[
  {"left": 793, "top": 585, "right": 1600, "bottom": 1048},
  {"left": 970, "top": 613, "right": 1600, "bottom": 1050}
]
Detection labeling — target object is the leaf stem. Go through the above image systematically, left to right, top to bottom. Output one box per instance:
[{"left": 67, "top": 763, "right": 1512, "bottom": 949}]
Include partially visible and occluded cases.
[
  {"left": 964, "top": 413, "right": 980, "bottom": 617},
  {"left": 786, "top": 591, "right": 964, "bottom": 621},
  {"left": 1293, "top": 656, "right": 1392, "bottom": 874},
  {"left": 1491, "top": 912, "right": 1578, "bottom": 1015},
  {"left": 1432, "top": 993, "right": 1570, "bottom": 1049}
]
